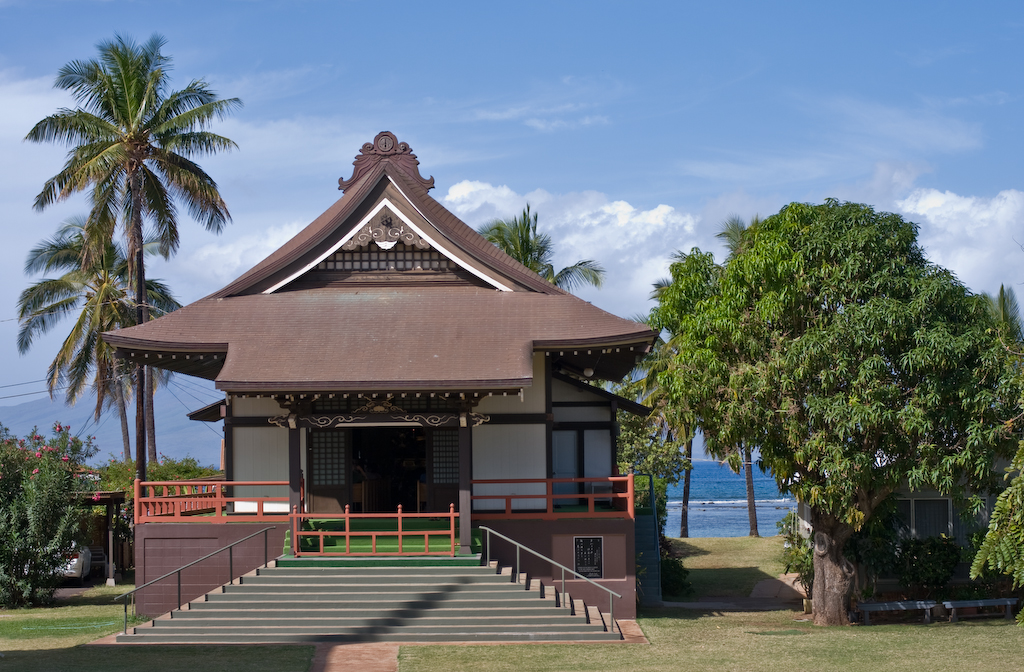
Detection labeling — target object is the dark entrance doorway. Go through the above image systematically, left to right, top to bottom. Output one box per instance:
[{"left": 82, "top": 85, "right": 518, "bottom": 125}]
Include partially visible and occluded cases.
[{"left": 352, "top": 426, "right": 426, "bottom": 512}]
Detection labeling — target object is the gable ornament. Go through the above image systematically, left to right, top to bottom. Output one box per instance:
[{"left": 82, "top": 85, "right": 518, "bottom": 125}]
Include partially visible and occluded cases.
[
  {"left": 339, "top": 131, "right": 435, "bottom": 193},
  {"left": 341, "top": 208, "right": 430, "bottom": 251}
]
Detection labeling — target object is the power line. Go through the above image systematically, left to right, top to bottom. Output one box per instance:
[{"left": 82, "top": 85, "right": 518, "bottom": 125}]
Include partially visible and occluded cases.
[
  {"left": 0, "top": 379, "right": 48, "bottom": 389},
  {"left": 163, "top": 383, "right": 222, "bottom": 438}
]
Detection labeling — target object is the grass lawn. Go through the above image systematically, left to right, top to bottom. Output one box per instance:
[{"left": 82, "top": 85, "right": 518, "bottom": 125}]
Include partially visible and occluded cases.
[
  {"left": 669, "top": 535, "right": 788, "bottom": 598},
  {"left": 0, "top": 582, "right": 314, "bottom": 672},
  {"left": 398, "top": 608, "right": 1024, "bottom": 672}
]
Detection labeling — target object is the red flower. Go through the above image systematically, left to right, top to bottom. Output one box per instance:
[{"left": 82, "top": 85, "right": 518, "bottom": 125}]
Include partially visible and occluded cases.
[
  {"left": 35, "top": 452, "right": 42, "bottom": 458},
  {"left": 61, "top": 456, "right": 70, "bottom": 462},
  {"left": 32, "top": 468, "right": 39, "bottom": 474},
  {"left": 91, "top": 492, "right": 101, "bottom": 502}
]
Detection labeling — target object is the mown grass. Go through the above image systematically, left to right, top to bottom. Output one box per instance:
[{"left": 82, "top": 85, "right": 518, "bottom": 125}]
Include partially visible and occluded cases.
[
  {"left": 670, "top": 535, "right": 787, "bottom": 598},
  {"left": 0, "top": 582, "right": 314, "bottom": 671},
  {"left": 398, "top": 608, "right": 1024, "bottom": 672}
]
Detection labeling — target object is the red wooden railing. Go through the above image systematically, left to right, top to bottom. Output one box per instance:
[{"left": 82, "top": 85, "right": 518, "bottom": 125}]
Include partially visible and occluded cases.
[
  {"left": 471, "top": 474, "right": 634, "bottom": 520},
  {"left": 134, "top": 479, "right": 293, "bottom": 524},
  {"left": 291, "top": 504, "right": 458, "bottom": 557}
]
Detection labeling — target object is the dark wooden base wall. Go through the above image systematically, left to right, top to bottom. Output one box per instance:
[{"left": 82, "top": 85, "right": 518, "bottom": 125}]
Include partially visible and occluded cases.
[
  {"left": 480, "top": 518, "right": 636, "bottom": 620},
  {"left": 135, "top": 523, "right": 289, "bottom": 617}
]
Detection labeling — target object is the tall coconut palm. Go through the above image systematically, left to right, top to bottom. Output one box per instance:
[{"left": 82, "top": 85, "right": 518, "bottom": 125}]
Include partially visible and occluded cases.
[
  {"left": 26, "top": 34, "right": 240, "bottom": 479},
  {"left": 478, "top": 205, "right": 605, "bottom": 292},
  {"left": 715, "top": 214, "right": 762, "bottom": 537},
  {"left": 17, "top": 217, "right": 180, "bottom": 460},
  {"left": 984, "top": 285, "right": 1023, "bottom": 344}
]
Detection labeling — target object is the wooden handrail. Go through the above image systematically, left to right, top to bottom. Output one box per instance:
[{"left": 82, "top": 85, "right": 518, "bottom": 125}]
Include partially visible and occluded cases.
[
  {"left": 471, "top": 474, "right": 634, "bottom": 520},
  {"left": 134, "top": 479, "right": 291, "bottom": 524},
  {"left": 290, "top": 504, "right": 458, "bottom": 557}
]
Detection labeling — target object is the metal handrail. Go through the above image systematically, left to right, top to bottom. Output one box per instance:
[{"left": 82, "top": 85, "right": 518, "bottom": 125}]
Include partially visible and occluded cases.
[
  {"left": 479, "top": 525, "right": 622, "bottom": 635},
  {"left": 113, "top": 526, "right": 275, "bottom": 635}
]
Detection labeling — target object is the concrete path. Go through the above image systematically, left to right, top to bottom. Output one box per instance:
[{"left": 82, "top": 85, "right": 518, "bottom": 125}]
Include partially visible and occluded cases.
[
  {"left": 662, "top": 573, "right": 806, "bottom": 611},
  {"left": 313, "top": 643, "right": 399, "bottom": 672}
]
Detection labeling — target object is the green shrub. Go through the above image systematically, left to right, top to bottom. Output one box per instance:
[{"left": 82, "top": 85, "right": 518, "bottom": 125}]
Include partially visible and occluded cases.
[
  {"left": 0, "top": 422, "right": 97, "bottom": 607},
  {"left": 777, "top": 511, "right": 814, "bottom": 594},
  {"left": 896, "top": 535, "right": 961, "bottom": 597},
  {"left": 661, "top": 555, "right": 692, "bottom": 597}
]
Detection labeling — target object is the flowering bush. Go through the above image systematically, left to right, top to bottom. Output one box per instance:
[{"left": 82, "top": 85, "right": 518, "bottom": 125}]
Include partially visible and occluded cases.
[{"left": 0, "top": 422, "right": 97, "bottom": 607}]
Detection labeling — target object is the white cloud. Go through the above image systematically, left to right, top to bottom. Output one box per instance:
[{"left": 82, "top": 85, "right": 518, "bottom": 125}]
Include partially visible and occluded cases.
[
  {"left": 824, "top": 97, "right": 982, "bottom": 154},
  {"left": 442, "top": 180, "right": 701, "bottom": 318},
  {"left": 897, "top": 188, "right": 1024, "bottom": 294},
  {"left": 174, "top": 220, "right": 307, "bottom": 293}
]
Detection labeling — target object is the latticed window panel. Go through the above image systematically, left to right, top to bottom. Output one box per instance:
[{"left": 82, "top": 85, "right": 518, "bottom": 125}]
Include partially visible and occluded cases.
[
  {"left": 316, "top": 243, "right": 452, "bottom": 272},
  {"left": 432, "top": 430, "right": 459, "bottom": 485},
  {"left": 309, "top": 431, "right": 346, "bottom": 486}
]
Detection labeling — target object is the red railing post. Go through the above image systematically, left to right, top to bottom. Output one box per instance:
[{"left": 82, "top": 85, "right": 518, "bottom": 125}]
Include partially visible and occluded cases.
[
  {"left": 627, "top": 473, "right": 635, "bottom": 519},
  {"left": 134, "top": 478, "right": 141, "bottom": 524},
  {"left": 547, "top": 479, "right": 554, "bottom": 515},
  {"left": 450, "top": 503, "right": 456, "bottom": 556},
  {"left": 344, "top": 504, "right": 351, "bottom": 554},
  {"left": 397, "top": 504, "right": 404, "bottom": 554}
]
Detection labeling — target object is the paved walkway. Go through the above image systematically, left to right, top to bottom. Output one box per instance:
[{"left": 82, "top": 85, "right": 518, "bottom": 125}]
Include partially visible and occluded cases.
[{"left": 663, "top": 573, "right": 806, "bottom": 612}]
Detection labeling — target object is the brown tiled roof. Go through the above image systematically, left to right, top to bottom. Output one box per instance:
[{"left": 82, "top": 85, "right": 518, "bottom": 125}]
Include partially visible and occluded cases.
[
  {"left": 103, "top": 132, "right": 657, "bottom": 391},
  {"left": 104, "top": 286, "right": 653, "bottom": 392}
]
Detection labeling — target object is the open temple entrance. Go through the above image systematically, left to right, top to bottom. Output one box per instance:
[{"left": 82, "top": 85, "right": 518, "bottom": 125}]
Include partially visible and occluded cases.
[
  {"left": 306, "top": 425, "right": 459, "bottom": 514},
  {"left": 352, "top": 426, "right": 425, "bottom": 512}
]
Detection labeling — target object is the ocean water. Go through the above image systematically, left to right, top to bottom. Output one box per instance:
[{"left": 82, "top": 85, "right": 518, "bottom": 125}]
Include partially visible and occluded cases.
[{"left": 660, "top": 459, "right": 796, "bottom": 538}]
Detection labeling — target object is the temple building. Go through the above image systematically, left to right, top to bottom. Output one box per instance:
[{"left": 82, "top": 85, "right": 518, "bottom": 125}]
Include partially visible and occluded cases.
[{"left": 104, "top": 132, "right": 657, "bottom": 624}]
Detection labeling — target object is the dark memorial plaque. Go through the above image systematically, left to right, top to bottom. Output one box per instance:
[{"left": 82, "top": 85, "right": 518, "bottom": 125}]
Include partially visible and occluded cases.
[{"left": 574, "top": 536, "right": 603, "bottom": 579}]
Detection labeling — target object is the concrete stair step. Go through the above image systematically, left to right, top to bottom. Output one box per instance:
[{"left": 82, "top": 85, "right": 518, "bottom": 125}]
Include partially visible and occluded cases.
[
  {"left": 174, "top": 605, "right": 569, "bottom": 619},
  {"left": 144, "top": 623, "right": 604, "bottom": 635},
  {"left": 118, "top": 631, "right": 620, "bottom": 643}
]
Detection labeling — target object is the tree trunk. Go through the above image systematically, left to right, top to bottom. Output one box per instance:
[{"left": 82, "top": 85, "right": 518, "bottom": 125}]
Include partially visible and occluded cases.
[
  {"left": 130, "top": 169, "right": 148, "bottom": 483},
  {"left": 146, "top": 366, "right": 157, "bottom": 463},
  {"left": 115, "top": 383, "right": 131, "bottom": 462},
  {"left": 680, "top": 438, "right": 692, "bottom": 538},
  {"left": 744, "top": 444, "right": 759, "bottom": 537},
  {"left": 811, "top": 528, "right": 855, "bottom": 626}
]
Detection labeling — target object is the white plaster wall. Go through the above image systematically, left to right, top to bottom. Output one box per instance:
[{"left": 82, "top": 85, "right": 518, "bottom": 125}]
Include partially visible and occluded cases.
[
  {"left": 475, "top": 352, "right": 546, "bottom": 414},
  {"left": 551, "top": 378, "right": 604, "bottom": 403},
  {"left": 231, "top": 396, "right": 283, "bottom": 417},
  {"left": 553, "top": 407, "right": 611, "bottom": 423},
  {"left": 472, "top": 424, "right": 546, "bottom": 510},
  {"left": 232, "top": 426, "right": 289, "bottom": 506},
  {"left": 583, "top": 429, "right": 612, "bottom": 478}
]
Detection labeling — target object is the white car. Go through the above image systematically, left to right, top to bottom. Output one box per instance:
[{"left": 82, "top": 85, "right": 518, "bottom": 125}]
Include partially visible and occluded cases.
[{"left": 63, "top": 546, "right": 92, "bottom": 586}]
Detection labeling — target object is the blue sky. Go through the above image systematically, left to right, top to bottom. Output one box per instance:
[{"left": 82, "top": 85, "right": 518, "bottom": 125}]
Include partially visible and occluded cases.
[{"left": 2, "top": 0, "right": 1023, "bottom": 409}]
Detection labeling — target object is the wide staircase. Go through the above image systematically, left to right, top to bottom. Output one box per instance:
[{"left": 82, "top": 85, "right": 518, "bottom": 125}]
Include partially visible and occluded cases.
[{"left": 117, "top": 559, "right": 621, "bottom": 643}]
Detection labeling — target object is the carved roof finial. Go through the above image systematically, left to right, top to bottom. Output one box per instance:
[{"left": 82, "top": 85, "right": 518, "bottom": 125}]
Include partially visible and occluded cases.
[{"left": 338, "top": 131, "right": 435, "bottom": 193}]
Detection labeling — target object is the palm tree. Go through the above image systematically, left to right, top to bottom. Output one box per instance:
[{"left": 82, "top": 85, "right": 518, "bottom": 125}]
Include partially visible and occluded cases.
[
  {"left": 26, "top": 34, "right": 240, "bottom": 479},
  {"left": 478, "top": 205, "right": 605, "bottom": 292},
  {"left": 715, "top": 214, "right": 762, "bottom": 537},
  {"left": 17, "top": 217, "right": 180, "bottom": 460},
  {"left": 984, "top": 285, "right": 1023, "bottom": 344}
]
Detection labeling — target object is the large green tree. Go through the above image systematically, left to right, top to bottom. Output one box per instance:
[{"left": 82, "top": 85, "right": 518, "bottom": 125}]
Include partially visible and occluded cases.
[
  {"left": 26, "top": 34, "right": 240, "bottom": 480},
  {"left": 653, "top": 199, "right": 1017, "bottom": 625},
  {"left": 478, "top": 205, "right": 605, "bottom": 292},
  {"left": 17, "top": 217, "right": 180, "bottom": 460},
  {"left": 971, "top": 284, "right": 1024, "bottom": 616}
]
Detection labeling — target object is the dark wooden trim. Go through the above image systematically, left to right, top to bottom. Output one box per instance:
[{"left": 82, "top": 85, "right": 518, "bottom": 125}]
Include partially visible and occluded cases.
[
  {"left": 545, "top": 355, "right": 554, "bottom": 479},
  {"left": 223, "top": 400, "right": 234, "bottom": 483},
  {"left": 611, "top": 400, "right": 620, "bottom": 476},
  {"left": 551, "top": 401, "right": 610, "bottom": 408},
  {"left": 485, "top": 413, "right": 550, "bottom": 424},
  {"left": 225, "top": 416, "right": 277, "bottom": 427},
  {"left": 552, "top": 421, "right": 616, "bottom": 431},
  {"left": 288, "top": 428, "right": 301, "bottom": 512}
]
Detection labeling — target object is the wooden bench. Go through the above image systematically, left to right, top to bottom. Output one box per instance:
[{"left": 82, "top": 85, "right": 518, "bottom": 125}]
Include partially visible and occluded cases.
[
  {"left": 942, "top": 598, "right": 1018, "bottom": 623},
  {"left": 858, "top": 600, "right": 938, "bottom": 625}
]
